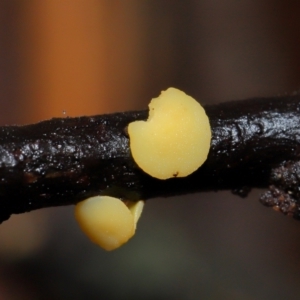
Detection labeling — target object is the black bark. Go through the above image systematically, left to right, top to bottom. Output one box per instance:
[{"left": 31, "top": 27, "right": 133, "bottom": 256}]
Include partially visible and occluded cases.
[{"left": 1, "top": 95, "right": 300, "bottom": 222}]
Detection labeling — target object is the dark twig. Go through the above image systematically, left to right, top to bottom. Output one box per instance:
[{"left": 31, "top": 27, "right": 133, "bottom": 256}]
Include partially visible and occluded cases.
[{"left": 1, "top": 95, "right": 300, "bottom": 222}]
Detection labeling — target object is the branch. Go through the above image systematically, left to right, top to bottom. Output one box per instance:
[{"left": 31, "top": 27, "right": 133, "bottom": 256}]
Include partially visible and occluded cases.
[{"left": 1, "top": 95, "right": 300, "bottom": 222}]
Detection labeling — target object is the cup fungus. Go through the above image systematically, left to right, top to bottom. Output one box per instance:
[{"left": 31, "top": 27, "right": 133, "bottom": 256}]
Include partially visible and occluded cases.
[
  {"left": 128, "top": 87, "right": 211, "bottom": 179},
  {"left": 75, "top": 196, "right": 144, "bottom": 251}
]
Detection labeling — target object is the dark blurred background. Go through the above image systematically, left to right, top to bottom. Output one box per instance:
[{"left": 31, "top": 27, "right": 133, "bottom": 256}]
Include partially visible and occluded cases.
[{"left": 1, "top": 1, "right": 300, "bottom": 299}]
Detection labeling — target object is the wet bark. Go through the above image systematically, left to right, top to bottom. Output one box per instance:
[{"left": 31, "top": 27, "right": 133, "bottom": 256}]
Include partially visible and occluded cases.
[{"left": 1, "top": 95, "right": 300, "bottom": 222}]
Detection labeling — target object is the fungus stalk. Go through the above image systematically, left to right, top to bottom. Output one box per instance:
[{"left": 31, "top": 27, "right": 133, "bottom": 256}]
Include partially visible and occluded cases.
[{"left": 0, "top": 93, "right": 300, "bottom": 222}]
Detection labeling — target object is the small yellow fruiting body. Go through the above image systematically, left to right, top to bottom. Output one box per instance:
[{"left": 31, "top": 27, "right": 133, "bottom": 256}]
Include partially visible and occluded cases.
[
  {"left": 128, "top": 87, "right": 211, "bottom": 179},
  {"left": 75, "top": 196, "right": 144, "bottom": 251}
]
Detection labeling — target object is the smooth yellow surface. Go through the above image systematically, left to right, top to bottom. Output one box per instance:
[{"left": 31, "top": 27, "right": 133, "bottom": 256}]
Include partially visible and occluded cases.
[
  {"left": 128, "top": 87, "right": 211, "bottom": 179},
  {"left": 75, "top": 196, "right": 144, "bottom": 251},
  {"left": 125, "top": 200, "right": 145, "bottom": 230}
]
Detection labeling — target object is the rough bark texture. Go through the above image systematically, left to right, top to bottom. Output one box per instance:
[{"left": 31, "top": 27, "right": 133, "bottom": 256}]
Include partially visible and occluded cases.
[{"left": 1, "top": 95, "right": 300, "bottom": 222}]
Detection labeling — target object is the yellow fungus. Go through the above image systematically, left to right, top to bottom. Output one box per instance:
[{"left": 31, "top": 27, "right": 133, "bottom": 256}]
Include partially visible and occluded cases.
[
  {"left": 128, "top": 87, "right": 211, "bottom": 179},
  {"left": 75, "top": 196, "right": 144, "bottom": 251}
]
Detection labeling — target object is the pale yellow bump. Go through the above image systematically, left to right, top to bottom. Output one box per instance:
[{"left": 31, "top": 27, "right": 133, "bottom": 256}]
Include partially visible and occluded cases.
[
  {"left": 128, "top": 87, "right": 211, "bottom": 179},
  {"left": 75, "top": 196, "right": 144, "bottom": 251}
]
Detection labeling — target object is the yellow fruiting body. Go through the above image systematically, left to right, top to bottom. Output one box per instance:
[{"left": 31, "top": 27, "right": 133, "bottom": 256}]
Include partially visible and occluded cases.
[
  {"left": 128, "top": 87, "right": 211, "bottom": 179},
  {"left": 75, "top": 196, "right": 144, "bottom": 251}
]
